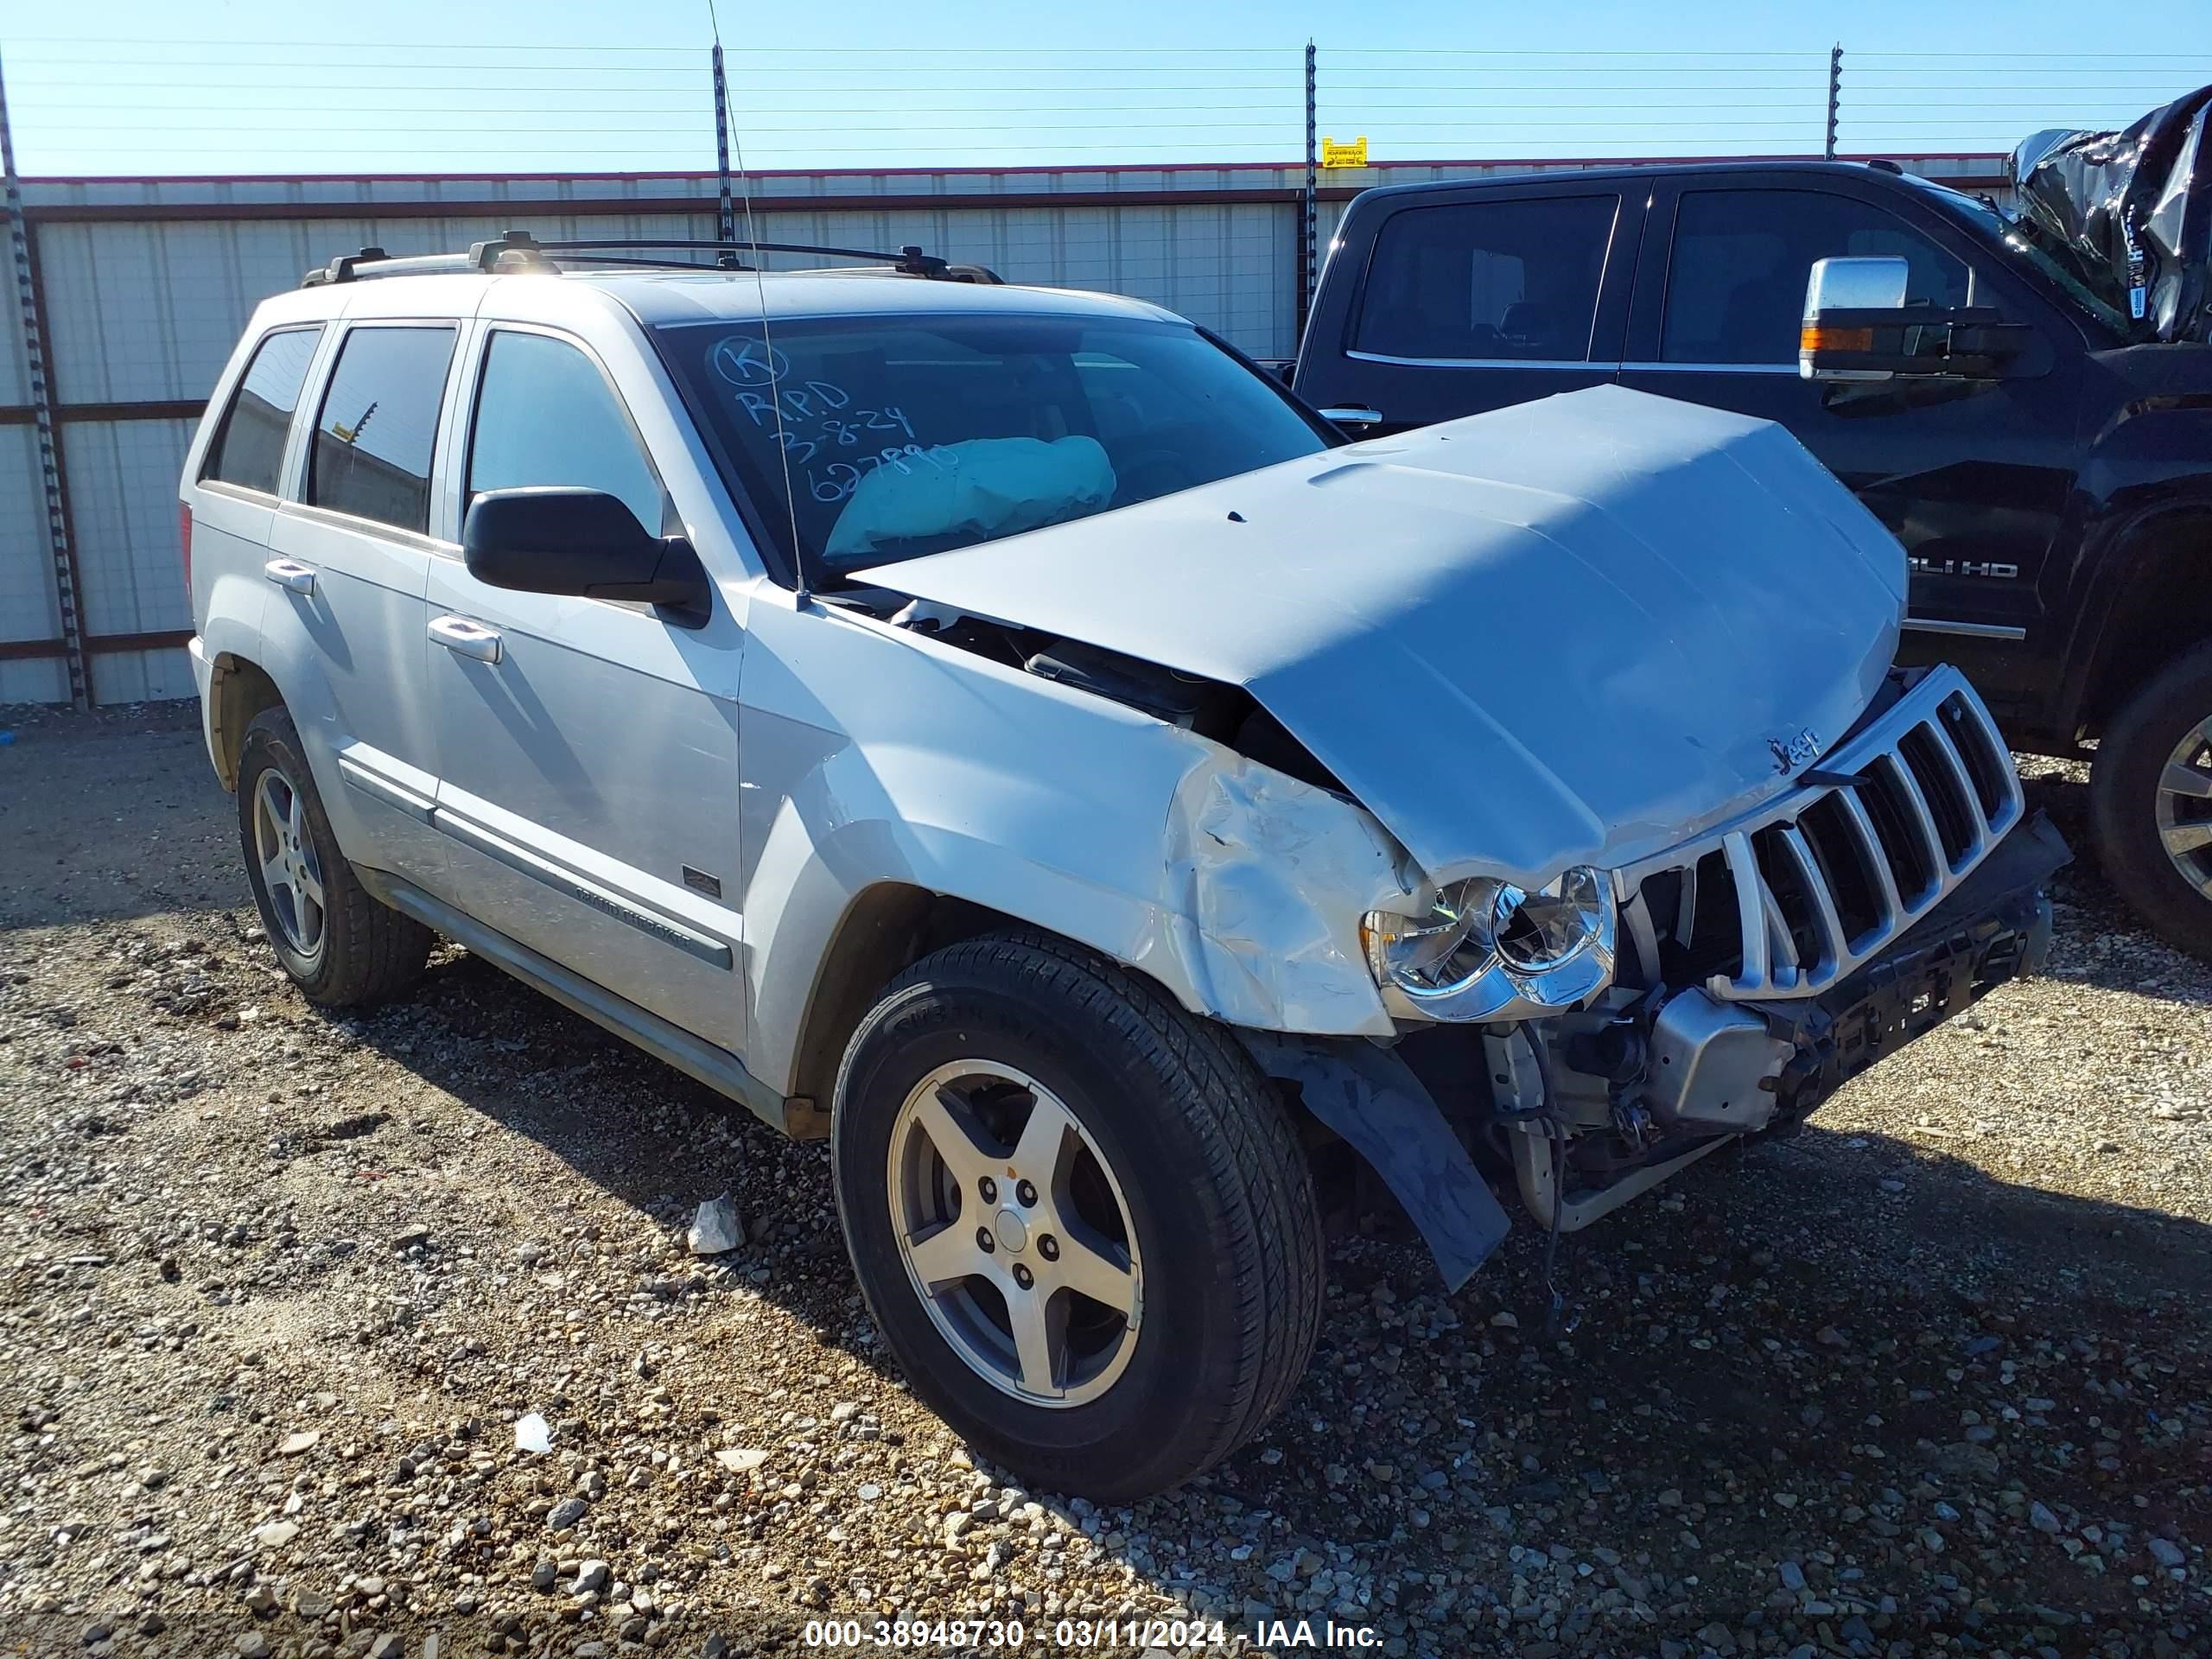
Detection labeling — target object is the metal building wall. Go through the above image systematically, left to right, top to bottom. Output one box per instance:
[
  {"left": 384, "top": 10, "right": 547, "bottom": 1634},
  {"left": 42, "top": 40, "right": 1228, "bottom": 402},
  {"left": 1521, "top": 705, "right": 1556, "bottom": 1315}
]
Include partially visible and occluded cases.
[{"left": 1, "top": 154, "right": 2007, "bottom": 705}]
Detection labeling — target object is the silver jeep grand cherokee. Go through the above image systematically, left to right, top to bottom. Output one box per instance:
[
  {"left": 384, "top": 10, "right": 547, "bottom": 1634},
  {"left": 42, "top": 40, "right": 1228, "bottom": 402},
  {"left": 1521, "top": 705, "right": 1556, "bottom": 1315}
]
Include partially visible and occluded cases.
[{"left": 181, "top": 232, "right": 2065, "bottom": 1500}]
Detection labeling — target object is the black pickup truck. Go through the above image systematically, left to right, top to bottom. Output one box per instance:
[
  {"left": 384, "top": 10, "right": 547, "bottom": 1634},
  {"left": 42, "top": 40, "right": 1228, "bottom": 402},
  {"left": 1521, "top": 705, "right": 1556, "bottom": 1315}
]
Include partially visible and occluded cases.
[{"left": 1294, "top": 89, "right": 2212, "bottom": 954}]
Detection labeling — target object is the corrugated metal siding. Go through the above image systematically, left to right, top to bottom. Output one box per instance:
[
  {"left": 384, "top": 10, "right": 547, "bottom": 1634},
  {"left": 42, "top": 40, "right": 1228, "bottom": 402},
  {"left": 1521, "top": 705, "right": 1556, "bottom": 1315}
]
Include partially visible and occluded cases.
[
  {"left": 3, "top": 155, "right": 2008, "bottom": 704},
  {"left": 750, "top": 201, "right": 1296, "bottom": 358},
  {"left": 38, "top": 213, "right": 716, "bottom": 405},
  {"left": 0, "top": 270, "right": 29, "bottom": 407},
  {"left": 63, "top": 416, "right": 194, "bottom": 634},
  {"left": 0, "top": 420, "right": 70, "bottom": 704},
  {"left": 0, "top": 424, "right": 57, "bottom": 639},
  {"left": 0, "top": 653, "right": 70, "bottom": 706}
]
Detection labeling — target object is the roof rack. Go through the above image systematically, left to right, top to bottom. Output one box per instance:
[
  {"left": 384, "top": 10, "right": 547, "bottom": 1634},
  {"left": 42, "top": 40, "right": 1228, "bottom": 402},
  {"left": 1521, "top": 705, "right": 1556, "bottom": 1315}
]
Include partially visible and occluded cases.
[{"left": 302, "top": 230, "right": 991, "bottom": 288}]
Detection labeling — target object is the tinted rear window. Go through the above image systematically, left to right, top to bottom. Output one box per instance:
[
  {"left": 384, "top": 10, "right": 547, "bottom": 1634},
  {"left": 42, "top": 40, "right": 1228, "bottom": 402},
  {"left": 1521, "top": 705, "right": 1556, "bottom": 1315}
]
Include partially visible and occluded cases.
[
  {"left": 1355, "top": 195, "right": 1618, "bottom": 362},
  {"left": 308, "top": 325, "right": 457, "bottom": 534},
  {"left": 201, "top": 327, "right": 321, "bottom": 495}
]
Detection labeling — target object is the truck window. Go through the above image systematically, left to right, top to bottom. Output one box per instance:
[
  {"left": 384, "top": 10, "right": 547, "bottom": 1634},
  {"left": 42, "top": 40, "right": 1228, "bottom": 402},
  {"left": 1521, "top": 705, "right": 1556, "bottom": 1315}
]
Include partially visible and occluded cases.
[
  {"left": 1660, "top": 189, "right": 1975, "bottom": 366},
  {"left": 1353, "top": 196, "right": 1618, "bottom": 364},
  {"left": 200, "top": 327, "right": 322, "bottom": 497},
  {"left": 467, "top": 330, "right": 668, "bottom": 538}
]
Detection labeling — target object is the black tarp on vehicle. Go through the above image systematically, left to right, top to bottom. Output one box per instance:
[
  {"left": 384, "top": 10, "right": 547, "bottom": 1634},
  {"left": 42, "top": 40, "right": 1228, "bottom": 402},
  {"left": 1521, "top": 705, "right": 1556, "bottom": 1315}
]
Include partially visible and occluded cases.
[{"left": 2010, "top": 84, "right": 2212, "bottom": 342}]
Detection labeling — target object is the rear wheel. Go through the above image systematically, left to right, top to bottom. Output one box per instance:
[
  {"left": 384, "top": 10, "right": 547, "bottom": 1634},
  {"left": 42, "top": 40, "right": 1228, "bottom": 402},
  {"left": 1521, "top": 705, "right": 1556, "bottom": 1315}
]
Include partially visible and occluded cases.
[
  {"left": 2091, "top": 639, "right": 2212, "bottom": 960},
  {"left": 237, "top": 707, "right": 432, "bottom": 1006},
  {"left": 831, "top": 932, "right": 1324, "bottom": 1500}
]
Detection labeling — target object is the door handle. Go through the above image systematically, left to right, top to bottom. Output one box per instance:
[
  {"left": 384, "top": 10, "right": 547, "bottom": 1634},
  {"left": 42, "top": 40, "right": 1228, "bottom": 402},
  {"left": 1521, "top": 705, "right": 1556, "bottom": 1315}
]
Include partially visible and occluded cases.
[
  {"left": 1317, "top": 405, "right": 1384, "bottom": 429},
  {"left": 263, "top": 557, "right": 316, "bottom": 595},
  {"left": 429, "top": 613, "right": 503, "bottom": 664}
]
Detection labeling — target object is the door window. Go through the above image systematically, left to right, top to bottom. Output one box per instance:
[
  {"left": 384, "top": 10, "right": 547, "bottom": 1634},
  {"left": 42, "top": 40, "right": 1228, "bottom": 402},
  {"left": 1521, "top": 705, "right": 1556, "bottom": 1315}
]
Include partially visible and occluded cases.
[
  {"left": 1661, "top": 189, "right": 1978, "bottom": 366},
  {"left": 1353, "top": 195, "right": 1618, "bottom": 363},
  {"left": 307, "top": 325, "right": 458, "bottom": 534},
  {"left": 201, "top": 327, "right": 321, "bottom": 496},
  {"left": 467, "top": 331, "right": 667, "bottom": 537}
]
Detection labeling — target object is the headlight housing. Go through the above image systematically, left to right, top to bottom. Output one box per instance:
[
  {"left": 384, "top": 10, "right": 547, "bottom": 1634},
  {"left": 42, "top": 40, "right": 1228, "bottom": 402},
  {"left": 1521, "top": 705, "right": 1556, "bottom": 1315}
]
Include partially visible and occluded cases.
[{"left": 1362, "top": 867, "right": 1616, "bottom": 1021}]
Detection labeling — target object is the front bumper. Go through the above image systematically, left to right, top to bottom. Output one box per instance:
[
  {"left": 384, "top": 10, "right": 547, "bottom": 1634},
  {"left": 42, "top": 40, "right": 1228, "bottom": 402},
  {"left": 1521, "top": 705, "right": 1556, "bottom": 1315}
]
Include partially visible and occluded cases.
[
  {"left": 1753, "top": 807, "right": 2066, "bottom": 1128},
  {"left": 1507, "top": 809, "right": 2067, "bottom": 1233},
  {"left": 1244, "top": 811, "right": 2068, "bottom": 1290}
]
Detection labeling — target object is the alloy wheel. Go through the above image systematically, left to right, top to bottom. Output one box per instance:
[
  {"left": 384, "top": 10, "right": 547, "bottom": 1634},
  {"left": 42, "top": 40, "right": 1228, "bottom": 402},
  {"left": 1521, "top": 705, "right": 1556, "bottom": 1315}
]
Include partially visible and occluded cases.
[
  {"left": 2157, "top": 719, "right": 2212, "bottom": 899},
  {"left": 252, "top": 766, "right": 327, "bottom": 967},
  {"left": 886, "top": 1060, "right": 1143, "bottom": 1408}
]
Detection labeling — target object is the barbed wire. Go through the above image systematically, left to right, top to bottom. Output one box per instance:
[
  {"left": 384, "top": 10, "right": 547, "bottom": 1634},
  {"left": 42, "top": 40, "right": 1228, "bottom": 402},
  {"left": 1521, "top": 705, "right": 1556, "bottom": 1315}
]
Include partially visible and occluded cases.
[{"left": 3, "top": 40, "right": 2205, "bottom": 175}]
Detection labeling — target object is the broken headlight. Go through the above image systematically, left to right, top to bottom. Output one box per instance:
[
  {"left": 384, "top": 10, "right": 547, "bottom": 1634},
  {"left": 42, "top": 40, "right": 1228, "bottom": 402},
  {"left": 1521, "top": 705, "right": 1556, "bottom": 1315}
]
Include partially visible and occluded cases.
[{"left": 1361, "top": 868, "right": 1616, "bottom": 1021}]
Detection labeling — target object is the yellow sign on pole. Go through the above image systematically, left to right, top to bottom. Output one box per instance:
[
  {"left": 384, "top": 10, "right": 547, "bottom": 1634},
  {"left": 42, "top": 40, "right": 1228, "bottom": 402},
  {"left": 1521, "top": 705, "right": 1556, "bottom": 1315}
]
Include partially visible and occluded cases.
[{"left": 1320, "top": 136, "right": 1368, "bottom": 169}]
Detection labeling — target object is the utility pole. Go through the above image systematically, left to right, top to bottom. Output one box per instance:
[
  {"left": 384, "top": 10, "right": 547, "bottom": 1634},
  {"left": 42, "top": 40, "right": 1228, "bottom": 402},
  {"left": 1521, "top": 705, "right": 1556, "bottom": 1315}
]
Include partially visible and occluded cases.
[
  {"left": 1300, "top": 40, "right": 1318, "bottom": 336},
  {"left": 712, "top": 41, "right": 737, "bottom": 246},
  {"left": 1825, "top": 44, "right": 1842, "bottom": 161},
  {"left": 0, "top": 48, "right": 88, "bottom": 709}
]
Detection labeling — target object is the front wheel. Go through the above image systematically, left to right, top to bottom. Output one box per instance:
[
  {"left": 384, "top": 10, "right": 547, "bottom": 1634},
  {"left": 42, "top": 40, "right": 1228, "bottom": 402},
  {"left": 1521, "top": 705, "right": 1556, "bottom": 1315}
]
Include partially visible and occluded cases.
[
  {"left": 2092, "top": 639, "right": 2212, "bottom": 961},
  {"left": 830, "top": 932, "right": 1324, "bottom": 1501}
]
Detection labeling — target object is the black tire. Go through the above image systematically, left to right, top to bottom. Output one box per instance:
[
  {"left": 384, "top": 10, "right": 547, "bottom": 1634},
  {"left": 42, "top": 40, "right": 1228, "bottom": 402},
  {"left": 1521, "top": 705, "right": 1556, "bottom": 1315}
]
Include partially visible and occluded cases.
[
  {"left": 2091, "top": 639, "right": 2212, "bottom": 960},
  {"left": 237, "top": 706, "right": 432, "bottom": 1006},
  {"left": 830, "top": 931, "right": 1324, "bottom": 1501}
]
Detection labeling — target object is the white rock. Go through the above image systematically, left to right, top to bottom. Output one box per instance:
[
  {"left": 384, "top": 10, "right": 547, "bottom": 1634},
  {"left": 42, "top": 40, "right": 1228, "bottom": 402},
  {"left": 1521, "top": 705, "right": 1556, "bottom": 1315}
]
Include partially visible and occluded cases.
[
  {"left": 688, "top": 1196, "right": 743, "bottom": 1256},
  {"left": 513, "top": 1413, "right": 552, "bottom": 1455},
  {"left": 279, "top": 1430, "right": 318, "bottom": 1457},
  {"left": 715, "top": 1447, "right": 768, "bottom": 1474},
  {"left": 251, "top": 1520, "right": 299, "bottom": 1548}
]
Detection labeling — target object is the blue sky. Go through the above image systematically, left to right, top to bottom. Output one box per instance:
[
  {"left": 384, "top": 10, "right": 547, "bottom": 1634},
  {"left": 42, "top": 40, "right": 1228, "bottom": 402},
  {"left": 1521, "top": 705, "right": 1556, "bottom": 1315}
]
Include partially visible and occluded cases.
[{"left": 5, "top": 0, "right": 2210, "bottom": 176}]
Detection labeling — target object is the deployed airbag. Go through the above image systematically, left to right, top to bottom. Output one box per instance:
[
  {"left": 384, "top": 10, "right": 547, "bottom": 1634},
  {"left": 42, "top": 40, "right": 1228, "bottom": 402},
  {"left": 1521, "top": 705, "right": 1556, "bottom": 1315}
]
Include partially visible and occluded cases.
[
  {"left": 2012, "top": 84, "right": 2211, "bottom": 340},
  {"left": 825, "top": 435, "right": 1116, "bottom": 563}
]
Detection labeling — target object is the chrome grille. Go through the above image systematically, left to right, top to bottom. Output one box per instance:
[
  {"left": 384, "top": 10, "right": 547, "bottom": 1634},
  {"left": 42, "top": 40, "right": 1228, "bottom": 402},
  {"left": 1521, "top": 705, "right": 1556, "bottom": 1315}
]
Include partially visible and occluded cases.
[{"left": 1626, "top": 667, "right": 2024, "bottom": 1000}]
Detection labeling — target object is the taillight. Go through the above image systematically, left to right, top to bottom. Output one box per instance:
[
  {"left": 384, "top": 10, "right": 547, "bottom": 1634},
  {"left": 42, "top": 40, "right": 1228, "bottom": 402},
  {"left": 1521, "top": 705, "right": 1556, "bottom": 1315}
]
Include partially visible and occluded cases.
[{"left": 179, "top": 503, "right": 193, "bottom": 604}]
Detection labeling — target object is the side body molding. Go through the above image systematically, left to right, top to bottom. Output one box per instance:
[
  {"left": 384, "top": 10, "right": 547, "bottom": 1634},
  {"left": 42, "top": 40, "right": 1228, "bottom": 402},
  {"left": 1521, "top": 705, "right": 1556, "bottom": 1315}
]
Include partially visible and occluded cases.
[{"left": 1239, "top": 1031, "right": 1512, "bottom": 1292}]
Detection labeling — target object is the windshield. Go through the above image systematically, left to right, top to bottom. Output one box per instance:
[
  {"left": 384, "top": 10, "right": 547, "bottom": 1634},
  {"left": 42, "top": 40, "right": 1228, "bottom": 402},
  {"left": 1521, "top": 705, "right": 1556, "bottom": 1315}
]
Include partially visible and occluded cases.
[
  {"left": 1922, "top": 187, "right": 2135, "bottom": 339},
  {"left": 655, "top": 312, "right": 1332, "bottom": 578}
]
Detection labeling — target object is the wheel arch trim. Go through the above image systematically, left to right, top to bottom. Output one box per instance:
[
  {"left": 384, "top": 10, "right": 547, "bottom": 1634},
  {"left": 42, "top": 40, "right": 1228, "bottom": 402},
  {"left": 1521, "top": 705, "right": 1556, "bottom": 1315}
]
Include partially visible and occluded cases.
[
  {"left": 2060, "top": 499, "right": 2212, "bottom": 740},
  {"left": 1238, "top": 1030, "right": 1511, "bottom": 1292}
]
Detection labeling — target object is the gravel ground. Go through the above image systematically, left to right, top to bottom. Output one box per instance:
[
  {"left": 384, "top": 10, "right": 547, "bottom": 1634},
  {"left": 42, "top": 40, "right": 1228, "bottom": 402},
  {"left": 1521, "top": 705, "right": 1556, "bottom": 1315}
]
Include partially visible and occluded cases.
[{"left": 0, "top": 706, "right": 2205, "bottom": 1659}]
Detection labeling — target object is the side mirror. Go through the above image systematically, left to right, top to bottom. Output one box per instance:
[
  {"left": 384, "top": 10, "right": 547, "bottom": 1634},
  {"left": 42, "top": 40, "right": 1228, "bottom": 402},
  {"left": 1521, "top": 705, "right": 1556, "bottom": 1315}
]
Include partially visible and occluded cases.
[
  {"left": 1800, "top": 256, "right": 2033, "bottom": 382},
  {"left": 462, "top": 487, "right": 710, "bottom": 622}
]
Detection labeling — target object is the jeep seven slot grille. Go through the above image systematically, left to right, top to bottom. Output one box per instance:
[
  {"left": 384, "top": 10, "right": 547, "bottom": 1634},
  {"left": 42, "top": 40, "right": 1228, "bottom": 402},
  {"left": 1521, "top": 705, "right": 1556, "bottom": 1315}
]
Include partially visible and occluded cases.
[{"left": 1627, "top": 670, "right": 2024, "bottom": 1000}]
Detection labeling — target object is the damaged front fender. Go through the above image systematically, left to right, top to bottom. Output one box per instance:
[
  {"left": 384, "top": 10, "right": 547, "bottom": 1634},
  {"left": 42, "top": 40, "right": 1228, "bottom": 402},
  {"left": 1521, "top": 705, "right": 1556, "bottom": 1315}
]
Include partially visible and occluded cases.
[{"left": 1165, "top": 751, "right": 1410, "bottom": 1039}]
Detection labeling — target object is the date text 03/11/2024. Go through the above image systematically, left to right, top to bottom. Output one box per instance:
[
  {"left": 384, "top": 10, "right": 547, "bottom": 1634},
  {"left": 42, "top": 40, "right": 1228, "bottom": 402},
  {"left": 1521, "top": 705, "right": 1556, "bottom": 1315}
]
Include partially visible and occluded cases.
[{"left": 797, "top": 1617, "right": 1385, "bottom": 1649}]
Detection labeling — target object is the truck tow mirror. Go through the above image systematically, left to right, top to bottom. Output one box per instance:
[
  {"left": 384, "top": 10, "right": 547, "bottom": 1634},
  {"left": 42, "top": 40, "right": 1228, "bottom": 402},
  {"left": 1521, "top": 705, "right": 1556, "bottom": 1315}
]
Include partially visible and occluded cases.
[{"left": 1801, "top": 255, "right": 2034, "bottom": 382}]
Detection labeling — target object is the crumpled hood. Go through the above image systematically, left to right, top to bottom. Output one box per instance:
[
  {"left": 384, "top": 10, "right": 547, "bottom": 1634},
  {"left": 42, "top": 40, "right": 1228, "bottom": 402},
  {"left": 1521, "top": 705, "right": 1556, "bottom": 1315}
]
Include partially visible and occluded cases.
[
  {"left": 2012, "top": 84, "right": 2212, "bottom": 341},
  {"left": 859, "top": 385, "right": 1906, "bottom": 888}
]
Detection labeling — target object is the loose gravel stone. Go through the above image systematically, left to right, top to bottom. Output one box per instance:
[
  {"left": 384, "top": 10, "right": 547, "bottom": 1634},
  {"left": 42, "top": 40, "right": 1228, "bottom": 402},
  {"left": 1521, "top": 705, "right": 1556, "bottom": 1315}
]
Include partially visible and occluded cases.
[
  {"left": 0, "top": 711, "right": 2205, "bottom": 1659},
  {"left": 687, "top": 1195, "right": 742, "bottom": 1255}
]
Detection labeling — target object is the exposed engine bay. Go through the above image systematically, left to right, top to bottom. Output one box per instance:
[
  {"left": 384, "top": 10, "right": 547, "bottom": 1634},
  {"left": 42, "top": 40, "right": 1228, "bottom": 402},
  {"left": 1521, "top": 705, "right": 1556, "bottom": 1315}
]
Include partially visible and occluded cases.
[{"left": 836, "top": 587, "right": 1347, "bottom": 792}]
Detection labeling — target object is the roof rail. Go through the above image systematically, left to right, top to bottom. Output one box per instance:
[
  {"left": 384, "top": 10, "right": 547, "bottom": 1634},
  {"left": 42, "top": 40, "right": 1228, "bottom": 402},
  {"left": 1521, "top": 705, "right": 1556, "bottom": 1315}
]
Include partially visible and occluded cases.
[
  {"left": 302, "top": 230, "right": 991, "bottom": 287},
  {"left": 301, "top": 247, "right": 482, "bottom": 287}
]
